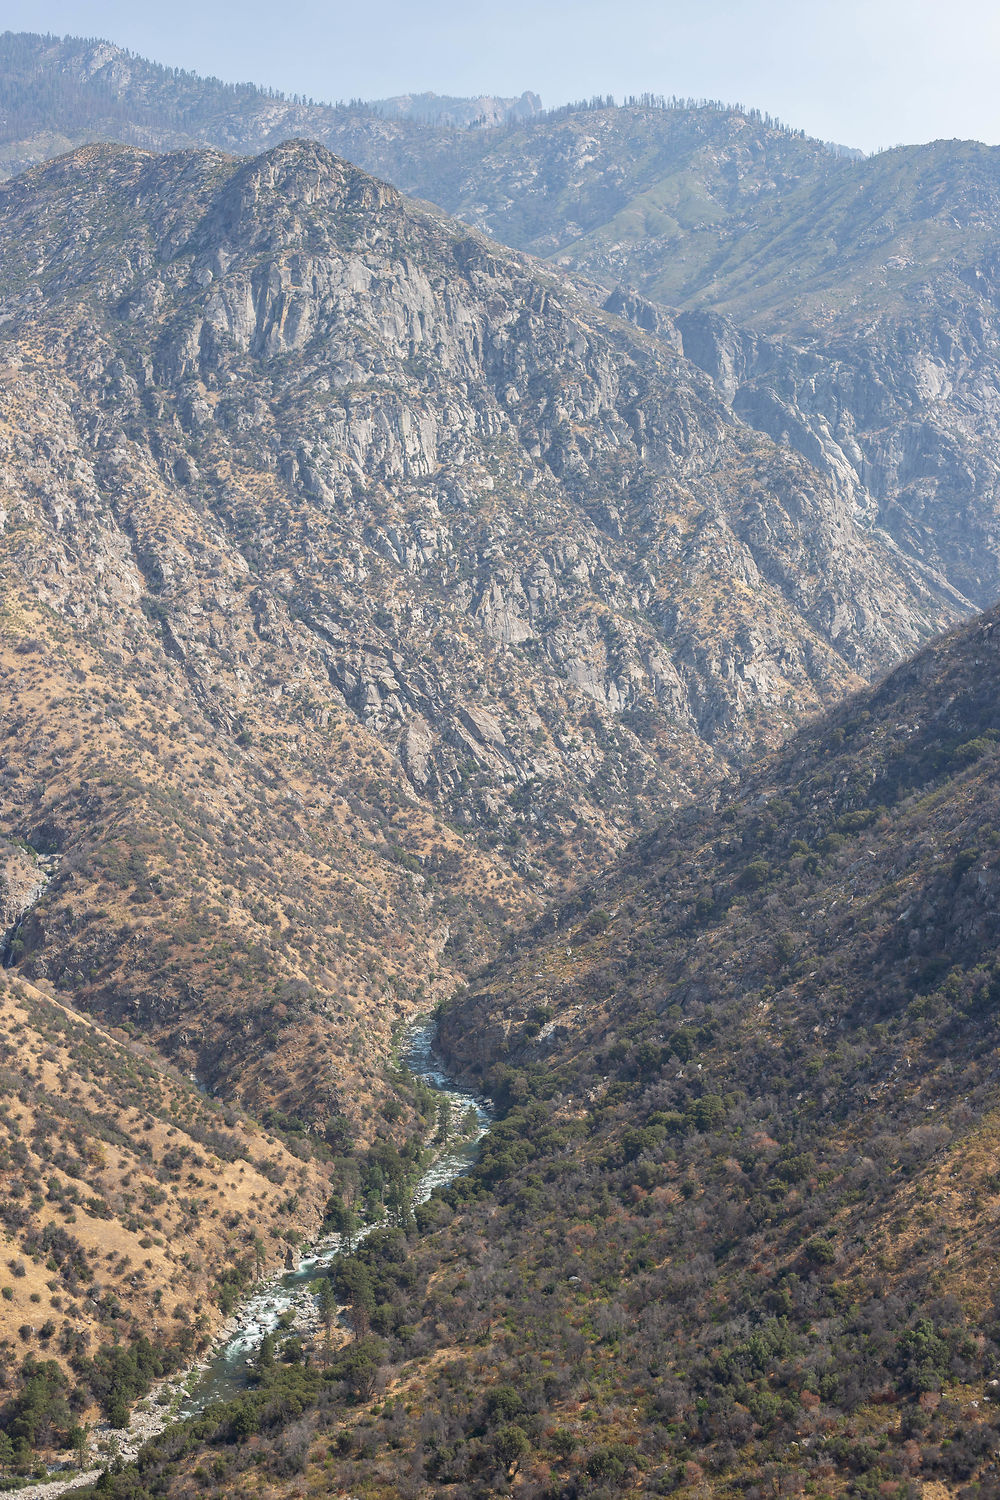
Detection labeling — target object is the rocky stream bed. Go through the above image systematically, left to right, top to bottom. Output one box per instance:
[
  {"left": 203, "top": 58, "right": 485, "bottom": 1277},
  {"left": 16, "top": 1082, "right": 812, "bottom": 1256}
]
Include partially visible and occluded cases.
[{"left": 13, "top": 1020, "right": 490, "bottom": 1500}]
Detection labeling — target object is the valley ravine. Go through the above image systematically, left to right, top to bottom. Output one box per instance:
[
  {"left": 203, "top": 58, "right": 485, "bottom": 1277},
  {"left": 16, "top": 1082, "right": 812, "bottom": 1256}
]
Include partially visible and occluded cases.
[
  {"left": 179, "top": 1018, "right": 491, "bottom": 1413},
  {"left": 22, "top": 1019, "right": 491, "bottom": 1500}
]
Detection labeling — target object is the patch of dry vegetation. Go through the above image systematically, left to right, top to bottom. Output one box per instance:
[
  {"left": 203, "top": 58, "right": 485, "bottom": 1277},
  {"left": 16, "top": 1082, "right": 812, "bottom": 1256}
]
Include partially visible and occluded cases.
[{"left": 0, "top": 976, "right": 329, "bottom": 1381}]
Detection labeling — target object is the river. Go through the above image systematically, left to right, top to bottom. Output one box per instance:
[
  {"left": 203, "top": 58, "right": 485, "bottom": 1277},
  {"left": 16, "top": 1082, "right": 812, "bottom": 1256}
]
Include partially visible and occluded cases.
[
  {"left": 177, "top": 1018, "right": 491, "bottom": 1414},
  {"left": 14, "top": 1021, "right": 490, "bottom": 1500}
]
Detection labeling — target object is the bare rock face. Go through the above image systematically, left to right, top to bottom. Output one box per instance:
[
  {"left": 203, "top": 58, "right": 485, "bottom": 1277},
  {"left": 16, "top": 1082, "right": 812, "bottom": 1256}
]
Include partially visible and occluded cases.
[
  {"left": 1, "top": 40, "right": 997, "bottom": 618},
  {"left": 366, "top": 91, "right": 544, "bottom": 130},
  {"left": 0, "top": 138, "right": 973, "bottom": 1109},
  {"left": 0, "top": 141, "right": 962, "bottom": 811},
  {"left": 668, "top": 305, "right": 1000, "bottom": 611},
  {"left": 401, "top": 715, "right": 435, "bottom": 786},
  {"left": 0, "top": 841, "right": 47, "bottom": 929}
]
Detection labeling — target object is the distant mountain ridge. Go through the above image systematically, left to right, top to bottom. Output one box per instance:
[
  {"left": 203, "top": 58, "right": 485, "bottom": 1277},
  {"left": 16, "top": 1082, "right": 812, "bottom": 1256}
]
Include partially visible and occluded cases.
[
  {"left": 0, "top": 30, "right": 847, "bottom": 186},
  {"left": 5, "top": 33, "right": 1000, "bottom": 621},
  {"left": 366, "top": 89, "right": 543, "bottom": 128}
]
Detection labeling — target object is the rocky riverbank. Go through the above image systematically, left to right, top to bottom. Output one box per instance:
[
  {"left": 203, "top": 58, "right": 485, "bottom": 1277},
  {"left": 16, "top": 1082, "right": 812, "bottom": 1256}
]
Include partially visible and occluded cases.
[{"left": 11, "top": 1020, "right": 489, "bottom": 1498}]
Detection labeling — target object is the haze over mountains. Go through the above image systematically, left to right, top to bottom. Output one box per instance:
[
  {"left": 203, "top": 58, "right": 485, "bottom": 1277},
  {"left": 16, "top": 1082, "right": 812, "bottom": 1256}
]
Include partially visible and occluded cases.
[{"left": 2, "top": 26, "right": 1000, "bottom": 1498}]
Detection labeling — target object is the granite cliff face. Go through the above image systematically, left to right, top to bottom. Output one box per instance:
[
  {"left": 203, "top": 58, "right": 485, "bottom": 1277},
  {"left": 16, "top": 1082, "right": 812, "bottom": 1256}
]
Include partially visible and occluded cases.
[
  {"left": 5, "top": 37, "right": 1000, "bottom": 624},
  {"left": 596, "top": 137, "right": 1000, "bottom": 614},
  {"left": 0, "top": 138, "right": 967, "bottom": 1110},
  {"left": 594, "top": 289, "right": 1000, "bottom": 612},
  {"left": 667, "top": 301, "right": 1000, "bottom": 610}
]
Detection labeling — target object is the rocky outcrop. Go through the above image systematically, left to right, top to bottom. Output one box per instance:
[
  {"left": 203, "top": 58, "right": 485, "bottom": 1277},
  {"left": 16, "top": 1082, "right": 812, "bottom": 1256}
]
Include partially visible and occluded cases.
[
  {"left": 3, "top": 41, "right": 999, "bottom": 618},
  {"left": 0, "top": 138, "right": 974, "bottom": 1110},
  {"left": 0, "top": 140, "right": 964, "bottom": 823},
  {"left": 664, "top": 304, "right": 1000, "bottom": 609},
  {"left": 0, "top": 841, "right": 47, "bottom": 930}
]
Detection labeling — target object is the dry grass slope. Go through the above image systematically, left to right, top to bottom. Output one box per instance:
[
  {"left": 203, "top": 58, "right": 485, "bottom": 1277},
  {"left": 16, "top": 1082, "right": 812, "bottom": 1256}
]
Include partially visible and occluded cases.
[{"left": 0, "top": 975, "right": 328, "bottom": 1392}]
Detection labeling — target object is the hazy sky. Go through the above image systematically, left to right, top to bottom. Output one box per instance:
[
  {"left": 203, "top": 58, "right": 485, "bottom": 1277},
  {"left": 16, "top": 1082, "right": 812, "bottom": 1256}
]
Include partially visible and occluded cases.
[{"left": 8, "top": 0, "right": 1000, "bottom": 152}]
